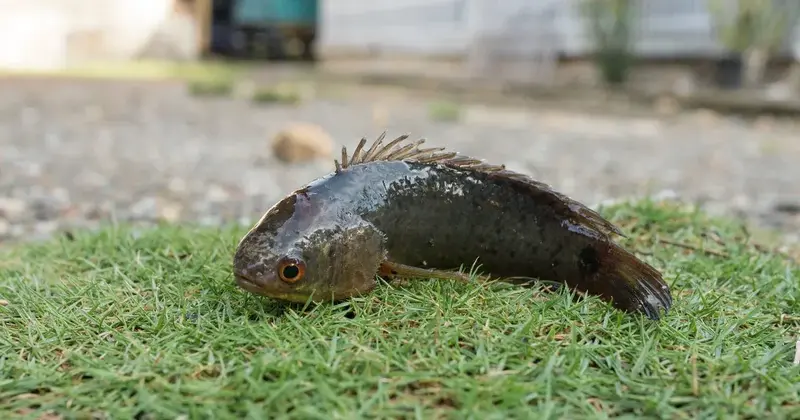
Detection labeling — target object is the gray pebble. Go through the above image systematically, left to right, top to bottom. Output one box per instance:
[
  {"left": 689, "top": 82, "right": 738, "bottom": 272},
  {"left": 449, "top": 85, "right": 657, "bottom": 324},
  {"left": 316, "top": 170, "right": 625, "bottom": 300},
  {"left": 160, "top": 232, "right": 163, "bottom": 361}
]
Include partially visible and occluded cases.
[
  {"left": 0, "top": 77, "right": 797, "bottom": 246},
  {"left": 0, "top": 197, "right": 26, "bottom": 221},
  {"left": 129, "top": 197, "right": 159, "bottom": 221},
  {"left": 774, "top": 201, "right": 800, "bottom": 215},
  {"left": 0, "top": 219, "right": 10, "bottom": 238},
  {"left": 32, "top": 221, "right": 60, "bottom": 240}
]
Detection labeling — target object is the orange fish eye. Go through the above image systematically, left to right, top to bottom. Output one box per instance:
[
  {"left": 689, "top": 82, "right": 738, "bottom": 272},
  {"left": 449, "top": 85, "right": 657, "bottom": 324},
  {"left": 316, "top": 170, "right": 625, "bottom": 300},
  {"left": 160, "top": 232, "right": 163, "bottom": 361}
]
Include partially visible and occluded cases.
[{"left": 277, "top": 258, "right": 305, "bottom": 283}]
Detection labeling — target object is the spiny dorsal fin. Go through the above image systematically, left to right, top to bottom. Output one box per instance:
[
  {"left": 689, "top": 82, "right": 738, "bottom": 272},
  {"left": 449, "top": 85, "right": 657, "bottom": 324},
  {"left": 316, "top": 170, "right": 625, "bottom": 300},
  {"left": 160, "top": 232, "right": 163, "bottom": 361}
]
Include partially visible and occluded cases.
[
  {"left": 333, "top": 132, "right": 625, "bottom": 238},
  {"left": 334, "top": 132, "right": 506, "bottom": 174}
]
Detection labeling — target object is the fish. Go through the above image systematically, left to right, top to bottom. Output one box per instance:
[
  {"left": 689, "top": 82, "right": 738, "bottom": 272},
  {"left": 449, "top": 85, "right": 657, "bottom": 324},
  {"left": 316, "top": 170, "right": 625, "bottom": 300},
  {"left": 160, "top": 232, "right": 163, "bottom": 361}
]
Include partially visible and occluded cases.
[{"left": 232, "top": 132, "right": 673, "bottom": 320}]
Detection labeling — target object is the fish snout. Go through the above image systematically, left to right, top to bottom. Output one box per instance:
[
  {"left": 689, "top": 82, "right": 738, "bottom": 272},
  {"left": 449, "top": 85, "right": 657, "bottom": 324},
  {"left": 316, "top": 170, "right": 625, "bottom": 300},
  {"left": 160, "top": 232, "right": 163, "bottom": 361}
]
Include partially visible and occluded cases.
[{"left": 234, "top": 261, "right": 274, "bottom": 292}]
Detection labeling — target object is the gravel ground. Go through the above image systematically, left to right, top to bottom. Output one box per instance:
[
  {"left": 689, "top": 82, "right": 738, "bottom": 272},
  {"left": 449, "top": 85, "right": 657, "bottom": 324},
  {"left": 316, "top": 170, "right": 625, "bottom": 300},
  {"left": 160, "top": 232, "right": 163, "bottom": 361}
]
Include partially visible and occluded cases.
[{"left": 1, "top": 76, "right": 798, "bottom": 246}]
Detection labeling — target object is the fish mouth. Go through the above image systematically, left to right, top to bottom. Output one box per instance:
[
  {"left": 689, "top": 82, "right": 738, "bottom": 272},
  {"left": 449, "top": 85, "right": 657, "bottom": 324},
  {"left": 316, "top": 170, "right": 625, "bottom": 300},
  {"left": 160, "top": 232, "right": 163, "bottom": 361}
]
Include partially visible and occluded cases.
[
  {"left": 233, "top": 260, "right": 273, "bottom": 294},
  {"left": 233, "top": 262, "right": 318, "bottom": 303},
  {"left": 234, "top": 271, "right": 317, "bottom": 303},
  {"left": 234, "top": 273, "right": 265, "bottom": 295}
]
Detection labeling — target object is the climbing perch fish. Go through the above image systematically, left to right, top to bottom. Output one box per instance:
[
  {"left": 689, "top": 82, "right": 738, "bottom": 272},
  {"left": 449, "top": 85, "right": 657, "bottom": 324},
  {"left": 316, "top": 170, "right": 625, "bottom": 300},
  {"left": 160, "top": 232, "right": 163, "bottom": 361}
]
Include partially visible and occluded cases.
[{"left": 232, "top": 133, "right": 673, "bottom": 320}]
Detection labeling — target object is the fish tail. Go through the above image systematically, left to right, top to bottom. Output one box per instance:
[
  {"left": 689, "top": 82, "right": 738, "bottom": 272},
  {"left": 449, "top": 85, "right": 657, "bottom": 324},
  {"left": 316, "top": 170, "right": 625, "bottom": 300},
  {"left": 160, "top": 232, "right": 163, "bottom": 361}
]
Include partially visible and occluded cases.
[{"left": 587, "top": 242, "right": 673, "bottom": 320}]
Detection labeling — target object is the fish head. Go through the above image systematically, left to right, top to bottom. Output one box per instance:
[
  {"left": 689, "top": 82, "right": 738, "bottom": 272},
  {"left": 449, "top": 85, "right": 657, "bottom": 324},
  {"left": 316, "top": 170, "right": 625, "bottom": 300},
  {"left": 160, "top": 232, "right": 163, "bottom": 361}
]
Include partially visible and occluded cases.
[{"left": 232, "top": 188, "right": 386, "bottom": 303}]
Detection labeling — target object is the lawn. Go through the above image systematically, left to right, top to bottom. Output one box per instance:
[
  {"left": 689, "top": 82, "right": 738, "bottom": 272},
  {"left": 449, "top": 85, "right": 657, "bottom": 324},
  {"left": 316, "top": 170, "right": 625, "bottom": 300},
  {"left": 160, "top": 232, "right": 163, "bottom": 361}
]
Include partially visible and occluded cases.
[{"left": 0, "top": 200, "right": 798, "bottom": 419}]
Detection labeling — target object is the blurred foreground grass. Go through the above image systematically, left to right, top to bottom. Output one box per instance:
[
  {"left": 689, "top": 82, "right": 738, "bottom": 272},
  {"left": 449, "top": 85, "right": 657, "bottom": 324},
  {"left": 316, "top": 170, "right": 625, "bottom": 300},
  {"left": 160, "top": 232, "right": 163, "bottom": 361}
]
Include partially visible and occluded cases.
[{"left": 0, "top": 200, "right": 798, "bottom": 419}]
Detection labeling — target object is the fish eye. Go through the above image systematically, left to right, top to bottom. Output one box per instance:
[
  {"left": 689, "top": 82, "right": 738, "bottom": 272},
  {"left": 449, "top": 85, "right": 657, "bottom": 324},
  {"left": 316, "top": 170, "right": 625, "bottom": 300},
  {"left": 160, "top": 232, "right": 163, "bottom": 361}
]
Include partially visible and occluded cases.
[{"left": 277, "top": 257, "right": 306, "bottom": 283}]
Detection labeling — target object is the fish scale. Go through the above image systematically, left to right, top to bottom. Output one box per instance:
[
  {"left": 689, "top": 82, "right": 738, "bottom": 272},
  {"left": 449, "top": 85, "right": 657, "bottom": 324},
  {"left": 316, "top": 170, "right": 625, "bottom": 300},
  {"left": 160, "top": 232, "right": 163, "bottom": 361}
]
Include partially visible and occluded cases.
[{"left": 233, "top": 132, "right": 673, "bottom": 320}]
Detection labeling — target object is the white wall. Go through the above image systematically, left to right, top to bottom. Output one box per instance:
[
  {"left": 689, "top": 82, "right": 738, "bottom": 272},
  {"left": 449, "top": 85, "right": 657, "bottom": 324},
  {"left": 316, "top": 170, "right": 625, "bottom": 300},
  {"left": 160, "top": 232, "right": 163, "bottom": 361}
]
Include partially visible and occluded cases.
[
  {"left": 0, "top": 0, "right": 199, "bottom": 70},
  {"left": 318, "top": 0, "right": 798, "bottom": 59},
  {"left": 318, "top": 0, "right": 477, "bottom": 56},
  {"left": 632, "top": 0, "right": 725, "bottom": 57},
  {"left": 0, "top": 3, "right": 69, "bottom": 70}
]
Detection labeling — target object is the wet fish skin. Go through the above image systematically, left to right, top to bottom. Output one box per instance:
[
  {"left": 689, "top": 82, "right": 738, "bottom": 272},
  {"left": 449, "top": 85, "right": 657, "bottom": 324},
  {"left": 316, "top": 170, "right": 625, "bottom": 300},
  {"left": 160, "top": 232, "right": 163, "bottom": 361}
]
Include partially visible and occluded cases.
[
  {"left": 233, "top": 134, "right": 673, "bottom": 320},
  {"left": 361, "top": 161, "right": 671, "bottom": 319},
  {"left": 233, "top": 188, "right": 387, "bottom": 303}
]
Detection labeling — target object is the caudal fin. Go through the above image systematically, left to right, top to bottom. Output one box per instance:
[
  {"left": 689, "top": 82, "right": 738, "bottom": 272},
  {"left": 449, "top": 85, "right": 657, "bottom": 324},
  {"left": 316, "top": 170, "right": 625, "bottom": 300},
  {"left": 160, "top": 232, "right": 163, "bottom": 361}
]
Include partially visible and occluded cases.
[{"left": 589, "top": 243, "right": 673, "bottom": 320}]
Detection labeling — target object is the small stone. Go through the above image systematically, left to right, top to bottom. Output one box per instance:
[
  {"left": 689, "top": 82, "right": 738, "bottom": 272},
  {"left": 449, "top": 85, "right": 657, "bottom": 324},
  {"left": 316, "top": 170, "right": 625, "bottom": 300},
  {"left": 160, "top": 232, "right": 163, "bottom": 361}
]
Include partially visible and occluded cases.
[
  {"left": 672, "top": 74, "right": 697, "bottom": 97},
  {"left": 233, "top": 80, "right": 256, "bottom": 99},
  {"left": 766, "top": 82, "right": 794, "bottom": 101},
  {"left": 654, "top": 95, "right": 680, "bottom": 115},
  {"left": 372, "top": 104, "right": 389, "bottom": 128},
  {"left": 84, "top": 105, "right": 104, "bottom": 122},
  {"left": 20, "top": 106, "right": 39, "bottom": 126},
  {"left": 692, "top": 108, "right": 720, "bottom": 124},
  {"left": 754, "top": 116, "right": 775, "bottom": 131},
  {"left": 270, "top": 123, "right": 334, "bottom": 163},
  {"left": 21, "top": 162, "right": 42, "bottom": 178},
  {"left": 75, "top": 170, "right": 109, "bottom": 188},
  {"left": 242, "top": 171, "right": 280, "bottom": 196},
  {"left": 167, "top": 177, "right": 188, "bottom": 194},
  {"left": 206, "top": 185, "right": 230, "bottom": 203},
  {"left": 651, "top": 189, "right": 679, "bottom": 202},
  {"left": 732, "top": 194, "right": 750, "bottom": 210},
  {"left": 0, "top": 197, "right": 27, "bottom": 221},
  {"left": 30, "top": 197, "right": 63, "bottom": 221},
  {"left": 130, "top": 197, "right": 158, "bottom": 220},
  {"left": 84, "top": 202, "right": 112, "bottom": 220},
  {"left": 159, "top": 202, "right": 183, "bottom": 223},
  {"left": 60, "top": 205, "right": 83, "bottom": 220},
  {"left": 198, "top": 215, "right": 222, "bottom": 226},
  {"left": 0, "top": 219, "right": 10, "bottom": 238},
  {"left": 33, "top": 221, "right": 59, "bottom": 238},
  {"left": 9, "top": 224, "right": 25, "bottom": 238},
  {"left": 0, "top": 299, "right": 8, "bottom": 306}
]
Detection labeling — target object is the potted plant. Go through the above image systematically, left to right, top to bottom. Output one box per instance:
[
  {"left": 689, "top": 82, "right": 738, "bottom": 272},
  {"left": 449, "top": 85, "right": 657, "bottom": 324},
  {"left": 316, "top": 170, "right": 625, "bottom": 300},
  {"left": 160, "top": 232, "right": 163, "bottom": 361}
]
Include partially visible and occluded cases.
[
  {"left": 582, "top": 0, "right": 636, "bottom": 86},
  {"left": 708, "top": 0, "right": 800, "bottom": 89}
]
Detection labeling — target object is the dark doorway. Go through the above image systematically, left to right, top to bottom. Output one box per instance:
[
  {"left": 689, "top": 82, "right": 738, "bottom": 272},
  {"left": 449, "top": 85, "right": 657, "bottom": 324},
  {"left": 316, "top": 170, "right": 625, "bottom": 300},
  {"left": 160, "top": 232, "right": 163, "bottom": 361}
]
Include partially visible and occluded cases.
[
  {"left": 209, "top": 0, "right": 317, "bottom": 61},
  {"left": 210, "top": 0, "right": 239, "bottom": 56}
]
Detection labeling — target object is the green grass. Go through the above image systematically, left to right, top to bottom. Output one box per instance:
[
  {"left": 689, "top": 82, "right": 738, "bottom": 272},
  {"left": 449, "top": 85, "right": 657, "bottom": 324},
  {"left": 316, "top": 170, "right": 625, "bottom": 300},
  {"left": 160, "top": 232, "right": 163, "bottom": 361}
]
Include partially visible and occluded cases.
[
  {"left": 0, "top": 60, "right": 250, "bottom": 82},
  {"left": 186, "top": 78, "right": 235, "bottom": 98},
  {"left": 250, "top": 85, "right": 304, "bottom": 106},
  {"left": 427, "top": 100, "right": 462, "bottom": 122},
  {"left": 0, "top": 200, "right": 798, "bottom": 419}
]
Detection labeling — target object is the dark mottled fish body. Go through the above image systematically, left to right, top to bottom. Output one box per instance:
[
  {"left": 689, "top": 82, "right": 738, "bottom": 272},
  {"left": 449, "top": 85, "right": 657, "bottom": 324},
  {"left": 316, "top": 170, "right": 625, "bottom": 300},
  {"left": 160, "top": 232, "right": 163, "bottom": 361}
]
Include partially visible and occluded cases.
[{"left": 233, "top": 134, "right": 673, "bottom": 320}]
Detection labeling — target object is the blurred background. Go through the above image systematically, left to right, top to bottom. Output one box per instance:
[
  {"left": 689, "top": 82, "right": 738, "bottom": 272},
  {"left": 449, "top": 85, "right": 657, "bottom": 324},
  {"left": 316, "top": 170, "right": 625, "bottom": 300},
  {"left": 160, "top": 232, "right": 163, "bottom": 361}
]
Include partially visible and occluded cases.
[{"left": 0, "top": 0, "right": 798, "bottom": 246}]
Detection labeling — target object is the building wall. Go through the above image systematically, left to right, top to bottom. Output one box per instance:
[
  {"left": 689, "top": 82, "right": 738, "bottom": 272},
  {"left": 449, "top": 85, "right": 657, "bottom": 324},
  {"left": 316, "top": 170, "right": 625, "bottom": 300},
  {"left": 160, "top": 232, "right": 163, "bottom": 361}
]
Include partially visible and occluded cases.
[
  {"left": 0, "top": 0, "right": 202, "bottom": 71},
  {"left": 317, "top": 0, "right": 800, "bottom": 59},
  {"left": 318, "top": 0, "right": 475, "bottom": 57}
]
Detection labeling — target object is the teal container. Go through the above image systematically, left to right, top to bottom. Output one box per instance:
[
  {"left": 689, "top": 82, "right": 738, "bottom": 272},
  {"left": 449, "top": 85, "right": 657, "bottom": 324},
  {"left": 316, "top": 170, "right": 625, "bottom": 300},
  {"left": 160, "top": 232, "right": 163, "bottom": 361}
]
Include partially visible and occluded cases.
[{"left": 234, "top": 0, "right": 318, "bottom": 26}]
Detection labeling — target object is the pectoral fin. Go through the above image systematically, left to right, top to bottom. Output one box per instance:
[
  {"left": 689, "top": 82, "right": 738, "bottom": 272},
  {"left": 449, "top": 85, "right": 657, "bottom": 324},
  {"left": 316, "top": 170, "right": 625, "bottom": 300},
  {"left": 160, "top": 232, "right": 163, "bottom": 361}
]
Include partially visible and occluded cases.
[
  {"left": 378, "top": 260, "right": 475, "bottom": 284},
  {"left": 378, "top": 262, "right": 563, "bottom": 294},
  {"left": 502, "top": 276, "right": 563, "bottom": 292}
]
